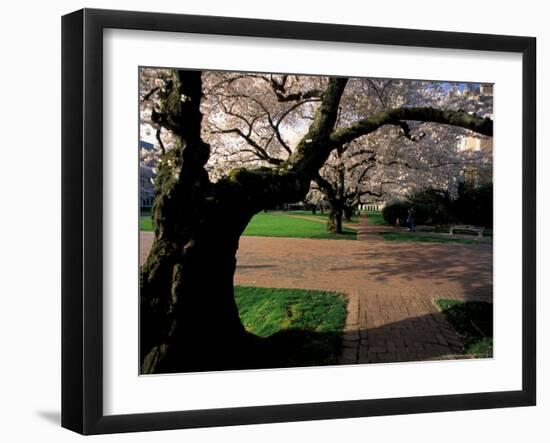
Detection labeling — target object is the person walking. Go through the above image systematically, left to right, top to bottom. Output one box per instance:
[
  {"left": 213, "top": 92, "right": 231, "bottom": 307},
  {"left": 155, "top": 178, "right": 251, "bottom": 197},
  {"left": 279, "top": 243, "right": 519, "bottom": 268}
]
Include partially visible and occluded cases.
[{"left": 406, "top": 208, "right": 416, "bottom": 232}]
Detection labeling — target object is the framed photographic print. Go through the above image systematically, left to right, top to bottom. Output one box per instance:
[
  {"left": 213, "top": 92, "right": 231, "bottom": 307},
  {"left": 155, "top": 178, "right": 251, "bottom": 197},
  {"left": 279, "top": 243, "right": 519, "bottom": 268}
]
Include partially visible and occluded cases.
[{"left": 61, "top": 8, "right": 536, "bottom": 435}]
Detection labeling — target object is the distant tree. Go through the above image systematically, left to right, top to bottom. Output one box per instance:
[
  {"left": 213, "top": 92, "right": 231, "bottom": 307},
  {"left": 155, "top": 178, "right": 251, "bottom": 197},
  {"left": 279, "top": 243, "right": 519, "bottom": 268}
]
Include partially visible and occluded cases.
[{"left": 309, "top": 79, "right": 492, "bottom": 232}]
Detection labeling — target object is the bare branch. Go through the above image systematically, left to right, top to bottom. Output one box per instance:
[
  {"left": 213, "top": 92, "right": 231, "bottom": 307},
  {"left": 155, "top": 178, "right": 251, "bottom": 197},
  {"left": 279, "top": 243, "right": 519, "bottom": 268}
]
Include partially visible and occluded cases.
[
  {"left": 366, "top": 79, "right": 387, "bottom": 108},
  {"left": 141, "top": 86, "right": 159, "bottom": 102},
  {"left": 210, "top": 126, "right": 282, "bottom": 165},
  {"left": 313, "top": 173, "right": 336, "bottom": 200}
]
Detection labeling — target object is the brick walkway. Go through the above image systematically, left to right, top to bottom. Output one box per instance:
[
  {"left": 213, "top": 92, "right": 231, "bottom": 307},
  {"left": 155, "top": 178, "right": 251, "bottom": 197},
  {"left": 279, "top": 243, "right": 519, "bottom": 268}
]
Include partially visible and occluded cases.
[{"left": 139, "top": 216, "right": 492, "bottom": 365}]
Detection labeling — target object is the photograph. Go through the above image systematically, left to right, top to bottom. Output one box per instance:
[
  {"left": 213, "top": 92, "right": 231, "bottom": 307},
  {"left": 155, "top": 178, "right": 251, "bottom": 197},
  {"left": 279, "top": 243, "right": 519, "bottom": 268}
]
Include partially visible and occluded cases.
[{"left": 138, "top": 68, "right": 494, "bottom": 375}]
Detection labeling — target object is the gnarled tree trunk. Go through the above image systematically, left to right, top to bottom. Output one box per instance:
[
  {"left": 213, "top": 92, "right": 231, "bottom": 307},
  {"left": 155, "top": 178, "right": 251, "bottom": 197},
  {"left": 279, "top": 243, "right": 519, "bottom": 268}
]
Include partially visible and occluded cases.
[
  {"left": 139, "top": 71, "right": 254, "bottom": 373},
  {"left": 140, "top": 71, "right": 347, "bottom": 373},
  {"left": 140, "top": 169, "right": 256, "bottom": 373},
  {"left": 326, "top": 201, "right": 344, "bottom": 234},
  {"left": 343, "top": 204, "right": 355, "bottom": 222}
]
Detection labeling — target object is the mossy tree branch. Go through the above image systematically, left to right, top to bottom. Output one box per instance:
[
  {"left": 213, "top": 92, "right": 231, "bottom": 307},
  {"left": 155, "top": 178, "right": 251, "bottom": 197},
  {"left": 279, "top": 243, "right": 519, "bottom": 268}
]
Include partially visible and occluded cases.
[{"left": 330, "top": 107, "right": 493, "bottom": 147}]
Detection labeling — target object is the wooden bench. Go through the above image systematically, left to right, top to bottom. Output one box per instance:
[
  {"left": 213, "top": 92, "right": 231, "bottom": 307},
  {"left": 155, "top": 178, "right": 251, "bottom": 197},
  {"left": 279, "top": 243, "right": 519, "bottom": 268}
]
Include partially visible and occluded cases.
[{"left": 450, "top": 224, "right": 485, "bottom": 238}]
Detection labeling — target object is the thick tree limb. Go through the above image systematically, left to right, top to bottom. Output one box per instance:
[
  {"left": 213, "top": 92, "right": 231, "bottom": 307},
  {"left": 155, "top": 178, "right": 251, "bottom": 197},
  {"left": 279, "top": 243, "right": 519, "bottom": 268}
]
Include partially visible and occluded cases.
[
  {"left": 150, "top": 70, "right": 210, "bottom": 167},
  {"left": 286, "top": 78, "right": 349, "bottom": 175},
  {"left": 330, "top": 107, "right": 493, "bottom": 147},
  {"left": 313, "top": 173, "right": 337, "bottom": 201}
]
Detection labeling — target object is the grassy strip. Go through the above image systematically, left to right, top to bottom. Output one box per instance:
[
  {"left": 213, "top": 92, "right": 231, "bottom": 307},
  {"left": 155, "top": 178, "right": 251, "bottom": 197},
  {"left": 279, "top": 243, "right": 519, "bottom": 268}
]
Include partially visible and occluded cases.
[
  {"left": 288, "top": 210, "right": 359, "bottom": 224},
  {"left": 363, "top": 211, "right": 385, "bottom": 225},
  {"left": 140, "top": 212, "right": 357, "bottom": 240},
  {"left": 243, "top": 213, "right": 356, "bottom": 240},
  {"left": 140, "top": 216, "right": 153, "bottom": 231},
  {"left": 380, "top": 232, "right": 480, "bottom": 245},
  {"left": 235, "top": 286, "right": 347, "bottom": 367},
  {"left": 434, "top": 299, "right": 493, "bottom": 358}
]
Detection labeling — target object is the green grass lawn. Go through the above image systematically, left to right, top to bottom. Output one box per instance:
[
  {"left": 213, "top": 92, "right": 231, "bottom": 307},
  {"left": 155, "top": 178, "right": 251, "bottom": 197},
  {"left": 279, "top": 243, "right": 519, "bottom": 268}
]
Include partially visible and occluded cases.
[
  {"left": 289, "top": 210, "right": 359, "bottom": 224},
  {"left": 363, "top": 211, "right": 385, "bottom": 225},
  {"left": 140, "top": 212, "right": 356, "bottom": 239},
  {"left": 243, "top": 212, "right": 356, "bottom": 239},
  {"left": 140, "top": 216, "right": 153, "bottom": 231},
  {"left": 380, "top": 232, "right": 482, "bottom": 245},
  {"left": 235, "top": 286, "right": 347, "bottom": 367},
  {"left": 434, "top": 299, "right": 493, "bottom": 358}
]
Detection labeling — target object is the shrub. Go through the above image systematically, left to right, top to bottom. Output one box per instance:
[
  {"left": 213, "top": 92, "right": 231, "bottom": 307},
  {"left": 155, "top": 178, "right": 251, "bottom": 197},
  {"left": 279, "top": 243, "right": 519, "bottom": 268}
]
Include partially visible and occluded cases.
[
  {"left": 453, "top": 182, "right": 493, "bottom": 227},
  {"left": 382, "top": 183, "right": 493, "bottom": 228},
  {"left": 409, "top": 188, "right": 453, "bottom": 226},
  {"left": 382, "top": 201, "right": 411, "bottom": 225}
]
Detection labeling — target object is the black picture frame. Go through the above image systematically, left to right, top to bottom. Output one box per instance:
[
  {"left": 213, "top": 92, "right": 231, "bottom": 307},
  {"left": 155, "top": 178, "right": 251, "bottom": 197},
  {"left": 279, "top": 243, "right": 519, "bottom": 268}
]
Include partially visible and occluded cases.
[{"left": 62, "top": 8, "right": 536, "bottom": 435}]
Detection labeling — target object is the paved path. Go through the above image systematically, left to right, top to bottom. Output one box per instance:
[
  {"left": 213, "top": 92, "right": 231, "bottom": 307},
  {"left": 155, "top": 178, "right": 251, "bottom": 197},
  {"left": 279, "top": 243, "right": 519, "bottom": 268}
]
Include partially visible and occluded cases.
[{"left": 140, "top": 216, "right": 492, "bottom": 365}]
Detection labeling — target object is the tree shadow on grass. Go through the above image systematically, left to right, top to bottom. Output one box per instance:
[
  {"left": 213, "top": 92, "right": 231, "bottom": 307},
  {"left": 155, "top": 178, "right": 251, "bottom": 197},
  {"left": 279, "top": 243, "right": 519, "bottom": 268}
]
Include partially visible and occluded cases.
[{"left": 150, "top": 308, "right": 492, "bottom": 375}]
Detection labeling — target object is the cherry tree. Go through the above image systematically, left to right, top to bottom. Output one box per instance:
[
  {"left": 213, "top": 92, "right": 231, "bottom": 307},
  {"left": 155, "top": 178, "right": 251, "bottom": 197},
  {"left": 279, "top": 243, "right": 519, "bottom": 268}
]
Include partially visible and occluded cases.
[{"left": 141, "top": 71, "right": 491, "bottom": 232}]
